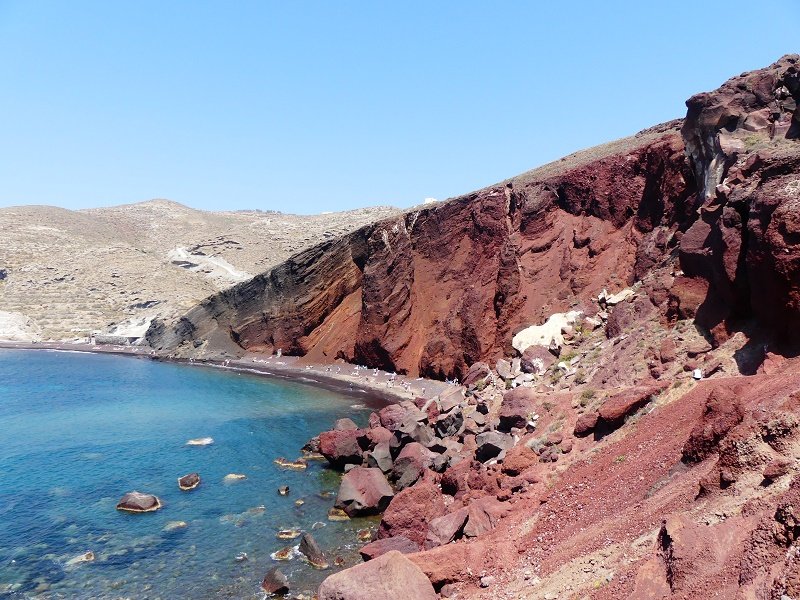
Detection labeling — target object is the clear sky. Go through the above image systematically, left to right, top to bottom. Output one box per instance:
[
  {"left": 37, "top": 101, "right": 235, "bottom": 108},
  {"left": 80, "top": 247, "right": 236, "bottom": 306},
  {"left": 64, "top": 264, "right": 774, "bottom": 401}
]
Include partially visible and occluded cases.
[{"left": 0, "top": 1, "right": 797, "bottom": 214}]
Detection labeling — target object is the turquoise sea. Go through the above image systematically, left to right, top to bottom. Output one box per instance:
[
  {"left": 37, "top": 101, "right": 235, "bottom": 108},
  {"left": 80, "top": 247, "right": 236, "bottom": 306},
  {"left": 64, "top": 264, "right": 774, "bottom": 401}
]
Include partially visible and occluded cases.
[{"left": 0, "top": 350, "right": 380, "bottom": 599}]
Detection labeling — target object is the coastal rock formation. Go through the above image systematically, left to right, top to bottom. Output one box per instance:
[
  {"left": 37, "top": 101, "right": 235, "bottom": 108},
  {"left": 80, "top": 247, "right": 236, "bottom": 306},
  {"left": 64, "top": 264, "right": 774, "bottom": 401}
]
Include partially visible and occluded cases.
[{"left": 115, "top": 491, "right": 162, "bottom": 513}]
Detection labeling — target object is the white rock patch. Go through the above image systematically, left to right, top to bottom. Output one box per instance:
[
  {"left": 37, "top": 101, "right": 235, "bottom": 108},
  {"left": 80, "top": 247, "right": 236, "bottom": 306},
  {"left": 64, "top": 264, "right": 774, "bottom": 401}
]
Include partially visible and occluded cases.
[
  {"left": 512, "top": 310, "right": 583, "bottom": 354},
  {"left": 0, "top": 311, "right": 42, "bottom": 342}
]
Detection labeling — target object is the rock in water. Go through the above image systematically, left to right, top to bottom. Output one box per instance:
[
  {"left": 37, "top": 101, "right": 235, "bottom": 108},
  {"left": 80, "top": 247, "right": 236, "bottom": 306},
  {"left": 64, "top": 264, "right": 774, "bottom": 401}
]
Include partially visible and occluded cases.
[
  {"left": 185, "top": 437, "right": 214, "bottom": 446},
  {"left": 335, "top": 467, "right": 394, "bottom": 517},
  {"left": 178, "top": 472, "right": 200, "bottom": 491},
  {"left": 223, "top": 473, "right": 246, "bottom": 483},
  {"left": 116, "top": 491, "right": 162, "bottom": 513},
  {"left": 298, "top": 532, "right": 329, "bottom": 569},
  {"left": 318, "top": 550, "right": 437, "bottom": 600},
  {"left": 65, "top": 551, "right": 95, "bottom": 566},
  {"left": 261, "top": 567, "right": 290, "bottom": 595}
]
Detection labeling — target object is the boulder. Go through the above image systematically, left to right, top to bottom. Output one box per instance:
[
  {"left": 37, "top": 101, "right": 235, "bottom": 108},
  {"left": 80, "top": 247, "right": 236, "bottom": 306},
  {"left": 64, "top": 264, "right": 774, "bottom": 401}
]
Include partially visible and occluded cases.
[
  {"left": 496, "top": 358, "right": 514, "bottom": 380},
  {"left": 463, "top": 362, "right": 491, "bottom": 389},
  {"left": 598, "top": 384, "right": 665, "bottom": 427},
  {"left": 682, "top": 385, "right": 744, "bottom": 463},
  {"left": 498, "top": 387, "right": 539, "bottom": 431},
  {"left": 379, "top": 402, "right": 425, "bottom": 432},
  {"left": 434, "top": 411, "right": 464, "bottom": 438},
  {"left": 574, "top": 411, "right": 599, "bottom": 437},
  {"left": 334, "top": 418, "right": 359, "bottom": 431},
  {"left": 363, "top": 426, "right": 393, "bottom": 447},
  {"left": 319, "top": 429, "right": 363, "bottom": 469},
  {"left": 475, "top": 431, "right": 514, "bottom": 462},
  {"left": 365, "top": 441, "right": 393, "bottom": 473},
  {"left": 391, "top": 442, "right": 434, "bottom": 490},
  {"left": 500, "top": 444, "right": 538, "bottom": 476},
  {"left": 763, "top": 459, "right": 792, "bottom": 482},
  {"left": 336, "top": 467, "right": 394, "bottom": 517},
  {"left": 177, "top": 472, "right": 200, "bottom": 491},
  {"left": 378, "top": 479, "right": 446, "bottom": 546},
  {"left": 116, "top": 491, "right": 162, "bottom": 513},
  {"left": 462, "top": 496, "right": 511, "bottom": 538},
  {"left": 424, "top": 507, "right": 469, "bottom": 549},
  {"left": 299, "top": 532, "right": 329, "bottom": 569},
  {"left": 360, "top": 536, "right": 420, "bottom": 561},
  {"left": 318, "top": 550, "right": 437, "bottom": 600},
  {"left": 261, "top": 567, "right": 290, "bottom": 594}
]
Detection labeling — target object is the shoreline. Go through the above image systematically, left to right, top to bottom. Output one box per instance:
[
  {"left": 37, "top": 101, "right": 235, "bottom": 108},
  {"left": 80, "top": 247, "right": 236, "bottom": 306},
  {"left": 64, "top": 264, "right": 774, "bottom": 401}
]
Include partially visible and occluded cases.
[{"left": 0, "top": 341, "right": 451, "bottom": 405}]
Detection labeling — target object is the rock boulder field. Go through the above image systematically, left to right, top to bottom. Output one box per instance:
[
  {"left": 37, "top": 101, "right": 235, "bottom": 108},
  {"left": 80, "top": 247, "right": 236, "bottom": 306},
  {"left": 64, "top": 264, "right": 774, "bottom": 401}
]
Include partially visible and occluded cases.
[{"left": 144, "top": 57, "right": 800, "bottom": 599}]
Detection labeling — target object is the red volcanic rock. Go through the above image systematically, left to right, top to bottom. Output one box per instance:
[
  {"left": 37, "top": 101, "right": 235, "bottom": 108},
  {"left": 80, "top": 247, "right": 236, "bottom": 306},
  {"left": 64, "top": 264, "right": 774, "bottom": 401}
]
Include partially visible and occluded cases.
[
  {"left": 605, "top": 296, "right": 655, "bottom": 339},
  {"left": 659, "top": 338, "right": 677, "bottom": 363},
  {"left": 520, "top": 345, "right": 556, "bottom": 374},
  {"left": 462, "top": 362, "right": 491, "bottom": 388},
  {"left": 598, "top": 384, "right": 666, "bottom": 426},
  {"left": 682, "top": 385, "right": 745, "bottom": 463},
  {"left": 498, "top": 387, "right": 539, "bottom": 431},
  {"left": 378, "top": 402, "right": 424, "bottom": 432},
  {"left": 573, "top": 411, "right": 599, "bottom": 437},
  {"left": 363, "top": 425, "right": 393, "bottom": 447},
  {"left": 318, "top": 429, "right": 363, "bottom": 469},
  {"left": 390, "top": 442, "right": 434, "bottom": 490},
  {"left": 500, "top": 444, "right": 539, "bottom": 476},
  {"left": 763, "top": 458, "right": 792, "bottom": 482},
  {"left": 441, "top": 459, "right": 474, "bottom": 498},
  {"left": 335, "top": 467, "right": 394, "bottom": 517},
  {"left": 378, "top": 479, "right": 445, "bottom": 546},
  {"left": 462, "top": 496, "right": 510, "bottom": 538},
  {"left": 424, "top": 507, "right": 469, "bottom": 549},
  {"left": 655, "top": 513, "right": 748, "bottom": 596},
  {"left": 359, "top": 536, "right": 419, "bottom": 561},
  {"left": 319, "top": 550, "right": 437, "bottom": 600}
]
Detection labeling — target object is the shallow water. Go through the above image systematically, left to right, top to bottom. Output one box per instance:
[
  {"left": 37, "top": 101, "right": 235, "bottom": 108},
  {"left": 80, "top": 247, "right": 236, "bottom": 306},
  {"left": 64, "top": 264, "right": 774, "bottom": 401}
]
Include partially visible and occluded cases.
[{"left": 0, "top": 350, "right": 381, "bottom": 599}]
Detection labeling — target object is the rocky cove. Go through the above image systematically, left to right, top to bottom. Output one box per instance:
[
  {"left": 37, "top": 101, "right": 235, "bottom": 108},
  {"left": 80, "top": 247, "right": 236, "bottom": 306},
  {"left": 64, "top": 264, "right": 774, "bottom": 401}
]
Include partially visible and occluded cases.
[
  {"left": 2, "top": 54, "right": 800, "bottom": 600},
  {"left": 141, "top": 55, "right": 800, "bottom": 599}
]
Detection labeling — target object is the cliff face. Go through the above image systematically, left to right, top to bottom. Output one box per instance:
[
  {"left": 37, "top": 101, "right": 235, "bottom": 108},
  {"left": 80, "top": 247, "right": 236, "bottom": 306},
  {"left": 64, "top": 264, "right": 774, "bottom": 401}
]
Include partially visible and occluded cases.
[
  {"left": 674, "top": 54, "right": 800, "bottom": 347},
  {"left": 149, "top": 55, "right": 800, "bottom": 376},
  {"left": 148, "top": 125, "right": 695, "bottom": 377}
]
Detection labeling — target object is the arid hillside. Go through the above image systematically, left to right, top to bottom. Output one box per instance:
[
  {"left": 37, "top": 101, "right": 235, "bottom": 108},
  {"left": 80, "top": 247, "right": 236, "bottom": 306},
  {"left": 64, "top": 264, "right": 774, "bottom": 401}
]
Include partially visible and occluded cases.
[{"left": 0, "top": 200, "right": 398, "bottom": 341}]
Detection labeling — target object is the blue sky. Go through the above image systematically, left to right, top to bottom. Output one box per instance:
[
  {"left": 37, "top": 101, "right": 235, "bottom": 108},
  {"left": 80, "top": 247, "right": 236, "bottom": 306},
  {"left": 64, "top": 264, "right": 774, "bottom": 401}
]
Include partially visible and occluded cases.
[{"left": 0, "top": 1, "right": 797, "bottom": 214}]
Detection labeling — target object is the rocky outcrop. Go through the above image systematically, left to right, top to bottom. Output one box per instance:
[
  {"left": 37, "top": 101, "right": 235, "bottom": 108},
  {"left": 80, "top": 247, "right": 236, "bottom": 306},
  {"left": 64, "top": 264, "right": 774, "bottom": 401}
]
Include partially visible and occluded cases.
[{"left": 675, "top": 55, "right": 800, "bottom": 347}]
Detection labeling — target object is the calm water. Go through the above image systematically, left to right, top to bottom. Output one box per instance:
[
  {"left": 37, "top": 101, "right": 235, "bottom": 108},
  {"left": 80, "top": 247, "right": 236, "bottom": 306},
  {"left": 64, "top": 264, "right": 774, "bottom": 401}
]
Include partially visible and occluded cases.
[{"left": 0, "top": 350, "right": 380, "bottom": 599}]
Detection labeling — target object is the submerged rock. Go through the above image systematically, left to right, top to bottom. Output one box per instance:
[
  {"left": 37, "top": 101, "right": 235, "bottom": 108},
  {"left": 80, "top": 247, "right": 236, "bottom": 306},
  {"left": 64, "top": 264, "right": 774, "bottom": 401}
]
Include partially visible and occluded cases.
[
  {"left": 185, "top": 437, "right": 214, "bottom": 446},
  {"left": 274, "top": 457, "right": 308, "bottom": 470},
  {"left": 177, "top": 472, "right": 200, "bottom": 491},
  {"left": 223, "top": 473, "right": 247, "bottom": 483},
  {"left": 116, "top": 491, "right": 162, "bottom": 513},
  {"left": 163, "top": 520, "right": 188, "bottom": 532},
  {"left": 276, "top": 528, "right": 302, "bottom": 540},
  {"left": 65, "top": 551, "right": 95, "bottom": 566}
]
